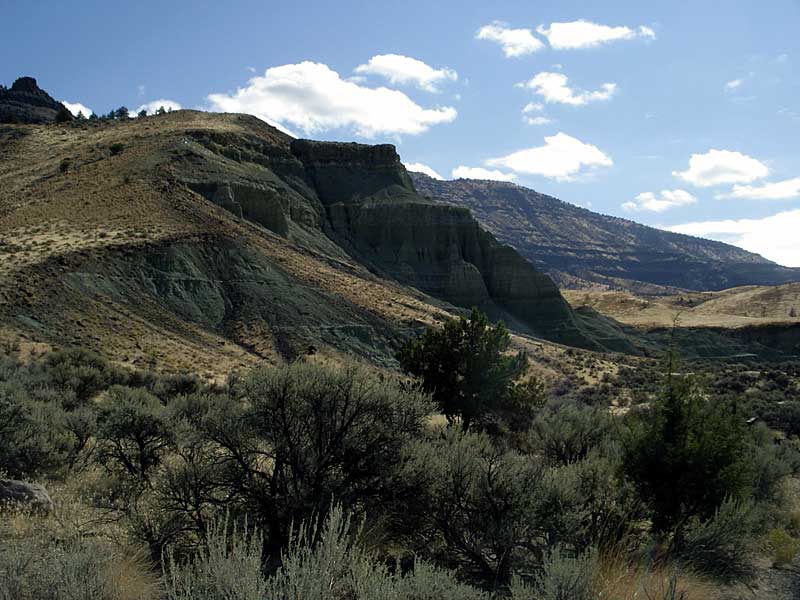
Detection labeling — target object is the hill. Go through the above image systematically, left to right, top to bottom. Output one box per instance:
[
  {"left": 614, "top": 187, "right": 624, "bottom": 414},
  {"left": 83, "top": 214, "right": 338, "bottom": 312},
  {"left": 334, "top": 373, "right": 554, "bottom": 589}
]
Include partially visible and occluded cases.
[
  {"left": 0, "top": 104, "right": 633, "bottom": 376},
  {"left": 410, "top": 173, "right": 800, "bottom": 293},
  {"left": 564, "top": 283, "right": 800, "bottom": 329}
]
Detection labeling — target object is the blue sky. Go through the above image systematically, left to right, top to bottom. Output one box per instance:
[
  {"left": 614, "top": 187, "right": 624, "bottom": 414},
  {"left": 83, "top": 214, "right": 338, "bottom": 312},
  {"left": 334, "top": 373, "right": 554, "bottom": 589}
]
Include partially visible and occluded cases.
[{"left": 3, "top": 0, "right": 799, "bottom": 265}]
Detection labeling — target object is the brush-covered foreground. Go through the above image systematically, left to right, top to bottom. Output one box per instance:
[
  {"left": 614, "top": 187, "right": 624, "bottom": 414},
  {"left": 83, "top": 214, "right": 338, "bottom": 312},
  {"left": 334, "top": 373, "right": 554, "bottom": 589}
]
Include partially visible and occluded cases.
[{"left": 2, "top": 332, "right": 800, "bottom": 598}]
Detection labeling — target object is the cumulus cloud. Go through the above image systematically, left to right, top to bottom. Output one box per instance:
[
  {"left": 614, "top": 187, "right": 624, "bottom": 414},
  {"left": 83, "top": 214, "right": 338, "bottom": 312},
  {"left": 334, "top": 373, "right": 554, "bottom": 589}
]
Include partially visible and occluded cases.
[
  {"left": 536, "top": 20, "right": 655, "bottom": 49},
  {"left": 476, "top": 22, "right": 544, "bottom": 57},
  {"left": 354, "top": 54, "right": 457, "bottom": 92},
  {"left": 207, "top": 62, "right": 457, "bottom": 138},
  {"left": 519, "top": 72, "right": 616, "bottom": 106},
  {"left": 135, "top": 99, "right": 182, "bottom": 115},
  {"left": 61, "top": 101, "right": 93, "bottom": 117},
  {"left": 486, "top": 132, "right": 612, "bottom": 180},
  {"left": 673, "top": 149, "right": 769, "bottom": 187},
  {"left": 404, "top": 162, "right": 444, "bottom": 180},
  {"left": 452, "top": 166, "right": 516, "bottom": 182},
  {"left": 717, "top": 177, "right": 800, "bottom": 200},
  {"left": 622, "top": 189, "right": 697, "bottom": 213},
  {"left": 667, "top": 209, "right": 800, "bottom": 267}
]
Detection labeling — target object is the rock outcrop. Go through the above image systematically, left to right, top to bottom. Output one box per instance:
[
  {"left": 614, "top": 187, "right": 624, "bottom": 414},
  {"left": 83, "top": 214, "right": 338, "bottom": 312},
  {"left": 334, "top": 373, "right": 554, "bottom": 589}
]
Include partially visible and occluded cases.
[
  {"left": 0, "top": 77, "right": 72, "bottom": 124},
  {"left": 169, "top": 133, "right": 605, "bottom": 348},
  {"left": 0, "top": 479, "right": 54, "bottom": 513}
]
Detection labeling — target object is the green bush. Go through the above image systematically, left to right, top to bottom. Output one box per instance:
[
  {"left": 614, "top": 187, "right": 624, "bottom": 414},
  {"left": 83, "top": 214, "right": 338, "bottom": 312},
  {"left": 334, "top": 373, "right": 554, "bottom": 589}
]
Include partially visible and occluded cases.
[
  {"left": 397, "top": 308, "right": 534, "bottom": 431},
  {"left": 623, "top": 358, "right": 755, "bottom": 534},
  {"left": 168, "top": 362, "right": 433, "bottom": 553},
  {"left": 0, "top": 382, "right": 71, "bottom": 477},
  {"left": 95, "top": 386, "right": 175, "bottom": 480},
  {"left": 526, "top": 401, "right": 612, "bottom": 466},
  {"left": 399, "top": 428, "right": 544, "bottom": 585}
]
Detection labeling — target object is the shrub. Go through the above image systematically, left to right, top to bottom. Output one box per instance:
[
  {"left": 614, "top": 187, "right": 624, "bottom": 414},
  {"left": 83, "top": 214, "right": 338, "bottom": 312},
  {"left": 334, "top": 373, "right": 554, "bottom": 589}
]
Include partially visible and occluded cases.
[
  {"left": 110, "top": 142, "right": 125, "bottom": 155},
  {"left": 397, "top": 307, "right": 533, "bottom": 431},
  {"left": 169, "top": 362, "right": 433, "bottom": 553},
  {"left": 0, "top": 382, "right": 71, "bottom": 477},
  {"left": 95, "top": 386, "right": 175, "bottom": 480},
  {"left": 526, "top": 401, "right": 612, "bottom": 466},
  {"left": 399, "top": 428, "right": 544, "bottom": 585},
  {"left": 674, "top": 498, "right": 758, "bottom": 582},
  {"left": 163, "top": 505, "right": 487, "bottom": 600},
  {"left": 163, "top": 516, "right": 267, "bottom": 600},
  {"left": 766, "top": 528, "right": 800, "bottom": 567},
  {"left": 0, "top": 534, "right": 158, "bottom": 600},
  {"left": 509, "top": 547, "right": 597, "bottom": 600}
]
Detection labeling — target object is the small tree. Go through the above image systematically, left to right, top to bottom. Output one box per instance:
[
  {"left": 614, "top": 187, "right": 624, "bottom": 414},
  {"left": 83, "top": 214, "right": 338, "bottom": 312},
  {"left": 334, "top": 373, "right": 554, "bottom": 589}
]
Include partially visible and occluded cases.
[
  {"left": 157, "top": 105, "right": 167, "bottom": 115},
  {"left": 114, "top": 106, "right": 129, "bottom": 119},
  {"left": 137, "top": 109, "right": 147, "bottom": 118},
  {"left": 791, "top": 307, "right": 797, "bottom": 318},
  {"left": 397, "top": 308, "right": 531, "bottom": 431},
  {"left": 623, "top": 351, "right": 755, "bottom": 537},
  {"left": 95, "top": 386, "right": 175, "bottom": 480}
]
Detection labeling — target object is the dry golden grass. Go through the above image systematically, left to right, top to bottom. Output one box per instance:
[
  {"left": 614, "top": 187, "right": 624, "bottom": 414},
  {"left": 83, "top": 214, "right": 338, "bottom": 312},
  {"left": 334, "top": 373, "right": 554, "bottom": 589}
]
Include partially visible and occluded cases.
[
  {"left": 565, "top": 285, "right": 800, "bottom": 330},
  {"left": 102, "top": 550, "right": 161, "bottom": 600},
  {"left": 596, "top": 554, "right": 719, "bottom": 600}
]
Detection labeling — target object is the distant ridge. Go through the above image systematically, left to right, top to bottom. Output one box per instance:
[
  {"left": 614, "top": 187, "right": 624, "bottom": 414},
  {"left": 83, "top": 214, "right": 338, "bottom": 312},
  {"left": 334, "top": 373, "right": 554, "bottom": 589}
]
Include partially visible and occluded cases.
[{"left": 410, "top": 173, "right": 800, "bottom": 294}]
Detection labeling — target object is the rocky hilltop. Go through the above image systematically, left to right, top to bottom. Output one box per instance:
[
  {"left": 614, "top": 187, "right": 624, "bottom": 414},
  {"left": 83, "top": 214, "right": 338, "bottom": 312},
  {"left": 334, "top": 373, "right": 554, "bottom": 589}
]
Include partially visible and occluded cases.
[
  {"left": 0, "top": 77, "right": 72, "bottom": 124},
  {"left": 1, "top": 97, "right": 635, "bottom": 375},
  {"left": 410, "top": 173, "right": 800, "bottom": 294}
]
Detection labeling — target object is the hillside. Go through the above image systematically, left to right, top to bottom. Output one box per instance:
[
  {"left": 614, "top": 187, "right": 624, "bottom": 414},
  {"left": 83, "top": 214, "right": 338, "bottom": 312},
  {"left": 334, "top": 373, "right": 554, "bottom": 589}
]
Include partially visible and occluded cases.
[
  {"left": 0, "top": 105, "right": 632, "bottom": 376},
  {"left": 410, "top": 173, "right": 800, "bottom": 293},
  {"left": 565, "top": 283, "right": 800, "bottom": 329}
]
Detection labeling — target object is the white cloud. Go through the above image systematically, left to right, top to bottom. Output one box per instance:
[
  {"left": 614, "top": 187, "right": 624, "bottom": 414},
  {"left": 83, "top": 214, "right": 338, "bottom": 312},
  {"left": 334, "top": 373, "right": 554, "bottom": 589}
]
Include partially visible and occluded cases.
[
  {"left": 536, "top": 20, "right": 655, "bottom": 50},
  {"left": 476, "top": 21, "right": 544, "bottom": 57},
  {"left": 354, "top": 54, "right": 457, "bottom": 92},
  {"left": 207, "top": 62, "right": 457, "bottom": 138},
  {"left": 520, "top": 72, "right": 616, "bottom": 106},
  {"left": 725, "top": 78, "right": 744, "bottom": 90},
  {"left": 135, "top": 99, "right": 182, "bottom": 115},
  {"left": 61, "top": 101, "right": 93, "bottom": 117},
  {"left": 521, "top": 102, "right": 551, "bottom": 125},
  {"left": 524, "top": 116, "right": 552, "bottom": 126},
  {"left": 486, "top": 132, "right": 612, "bottom": 180},
  {"left": 673, "top": 149, "right": 769, "bottom": 187},
  {"left": 404, "top": 162, "right": 444, "bottom": 180},
  {"left": 452, "top": 166, "right": 516, "bottom": 182},
  {"left": 718, "top": 177, "right": 800, "bottom": 200},
  {"left": 622, "top": 189, "right": 697, "bottom": 213},
  {"left": 668, "top": 209, "right": 800, "bottom": 267}
]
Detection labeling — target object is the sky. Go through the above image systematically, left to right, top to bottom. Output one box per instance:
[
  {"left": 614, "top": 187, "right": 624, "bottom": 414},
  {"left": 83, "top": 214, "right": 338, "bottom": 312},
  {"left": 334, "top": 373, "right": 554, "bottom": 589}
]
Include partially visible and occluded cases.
[{"left": 2, "top": 0, "right": 799, "bottom": 266}]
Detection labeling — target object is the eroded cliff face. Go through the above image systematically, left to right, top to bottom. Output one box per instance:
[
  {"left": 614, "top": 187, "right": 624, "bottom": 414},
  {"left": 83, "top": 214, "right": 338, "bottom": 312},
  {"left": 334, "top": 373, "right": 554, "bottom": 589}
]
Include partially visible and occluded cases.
[{"left": 172, "top": 132, "right": 600, "bottom": 348}]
